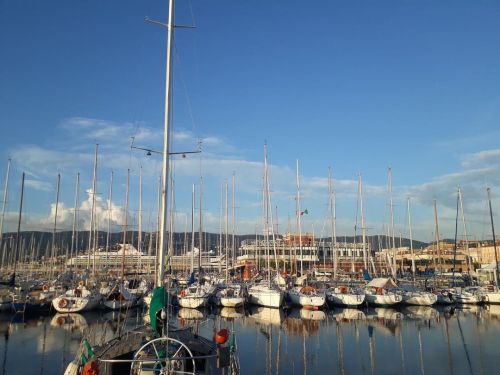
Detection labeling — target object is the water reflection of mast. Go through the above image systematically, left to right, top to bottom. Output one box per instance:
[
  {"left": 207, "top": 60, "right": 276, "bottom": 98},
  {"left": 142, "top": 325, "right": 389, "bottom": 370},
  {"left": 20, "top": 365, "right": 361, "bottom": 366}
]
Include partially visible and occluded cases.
[
  {"left": 473, "top": 310, "right": 485, "bottom": 375},
  {"left": 456, "top": 315, "right": 475, "bottom": 375},
  {"left": 444, "top": 317, "right": 455, "bottom": 375},
  {"left": 39, "top": 321, "right": 47, "bottom": 375},
  {"left": 336, "top": 322, "right": 345, "bottom": 375},
  {"left": 354, "top": 322, "right": 366, "bottom": 375},
  {"left": 303, "top": 324, "right": 307, "bottom": 375},
  {"left": 267, "top": 325, "right": 272, "bottom": 375},
  {"left": 368, "top": 325, "right": 375, "bottom": 375},
  {"left": 417, "top": 325, "right": 425, "bottom": 375},
  {"left": 276, "top": 326, "right": 281, "bottom": 375},
  {"left": 398, "top": 326, "right": 407, "bottom": 375},
  {"left": 1, "top": 330, "right": 9, "bottom": 375}
]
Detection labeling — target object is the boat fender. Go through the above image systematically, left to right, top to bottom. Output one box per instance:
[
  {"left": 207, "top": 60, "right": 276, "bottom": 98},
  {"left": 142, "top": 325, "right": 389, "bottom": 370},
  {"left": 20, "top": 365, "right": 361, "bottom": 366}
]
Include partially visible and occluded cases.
[
  {"left": 42, "top": 284, "right": 50, "bottom": 292},
  {"left": 376, "top": 288, "right": 383, "bottom": 295},
  {"left": 180, "top": 290, "right": 187, "bottom": 298},
  {"left": 58, "top": 298, "right": 69, "bottom": 309},
  {"left": 215, "top": 328, "right": 229, "bottom": 344},
  {"left": 82, "top": 359, "right": 99, "bottom": 375}
]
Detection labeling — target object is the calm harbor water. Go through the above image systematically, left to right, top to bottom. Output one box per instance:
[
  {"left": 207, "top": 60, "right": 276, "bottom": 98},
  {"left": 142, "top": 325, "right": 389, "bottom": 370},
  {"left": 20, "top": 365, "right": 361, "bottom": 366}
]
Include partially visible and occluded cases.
[{"left": 0, "top": 304, "right": 499, "bottom": 375}]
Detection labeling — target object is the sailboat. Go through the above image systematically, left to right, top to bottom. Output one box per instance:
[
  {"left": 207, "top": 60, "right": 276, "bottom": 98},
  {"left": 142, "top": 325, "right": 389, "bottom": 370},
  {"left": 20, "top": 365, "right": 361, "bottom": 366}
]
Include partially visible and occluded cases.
[
  {"left": 65, "top": 1, "right": 237, "bottom": 373},
  {"left": 248, "top": 145, "right": 284, "bottom": 308},
  {"left": 54, "top": 152, "right": 102, "bottom": 313},
  {"left": 286, "top": 161, "right": 326, "bottom": 309},
  {"left": 102, "top": 169, "right": 141, "bottom": 310},
  {"left": 11, "top": 173, "right": 55, "bottom": 314},
  {"left": 327, "top": 174, "right": 365, "bottom": 307},
  {"left": 217, "top": 178, "right": 247, "bottom": 308},
  {"left": 177, "top": 185, "right": 210, "bottom": 309},
  {"left": 481, "top": 187, "right": 500, "bottom": 304},
  {"left": 449, "top": 192, "right": 484, "bottom": 304},
  {"left": 399, "top": 198, "right": 437, "bottom": 306},
  {"left": 364, "top": 277, "right": 402, "bottom": 306},
  {"left": 52, "top": 281, "right": 101, "bottom": 313},
  {"left": 177, "top": 282, "right": 209, "bottom": 308},
  {"left": 218, "top": 283, "right": 246, "bottom": 308},
  {"left": 326, "top": 285, "right": 365, "bottom": 307},
  {"left": 399, "top": 285, "right": 437, "bottom": 306}
]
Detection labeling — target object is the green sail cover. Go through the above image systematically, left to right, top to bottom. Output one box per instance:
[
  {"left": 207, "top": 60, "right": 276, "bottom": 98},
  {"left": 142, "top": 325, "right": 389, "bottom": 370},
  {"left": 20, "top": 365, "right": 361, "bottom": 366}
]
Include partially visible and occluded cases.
[{"left": 149, "top": 286, "right": 169, "bottom": 335}]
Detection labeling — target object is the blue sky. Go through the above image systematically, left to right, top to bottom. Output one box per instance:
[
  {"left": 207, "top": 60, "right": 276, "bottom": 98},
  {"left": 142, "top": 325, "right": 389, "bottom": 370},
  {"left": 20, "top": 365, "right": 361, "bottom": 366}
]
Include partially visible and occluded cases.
[{"left": 1, "top": 0, "right": 500, "bottom": 243}]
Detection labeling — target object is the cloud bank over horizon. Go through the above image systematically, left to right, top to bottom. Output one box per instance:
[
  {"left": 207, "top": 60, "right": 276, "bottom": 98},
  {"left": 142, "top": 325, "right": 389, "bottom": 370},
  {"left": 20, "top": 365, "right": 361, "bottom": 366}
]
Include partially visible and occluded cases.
[{"left": 0, "top": 117, "right": 499, "bottom": 244}]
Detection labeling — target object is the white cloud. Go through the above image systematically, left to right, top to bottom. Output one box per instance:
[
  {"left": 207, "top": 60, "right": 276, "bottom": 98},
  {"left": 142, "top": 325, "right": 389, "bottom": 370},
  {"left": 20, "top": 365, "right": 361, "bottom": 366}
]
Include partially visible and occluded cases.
[
  {"left": 4, "top": 116, "right": 500, "bottom": 242},
  {"left": 462, "top": 149, "right": 500, "bottom": 167},
  {"left": 25, "top": 179, "right": 53, "bottom": 192},
  {"left": 32, "top": 189, "right": 127, "bottom": 232}
]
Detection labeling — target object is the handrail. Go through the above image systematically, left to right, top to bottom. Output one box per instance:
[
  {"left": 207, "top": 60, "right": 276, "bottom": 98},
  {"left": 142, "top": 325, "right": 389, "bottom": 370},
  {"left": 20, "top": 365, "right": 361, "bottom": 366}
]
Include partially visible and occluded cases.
[{"left": 98, "top": 353, "right": 217, "bottom": 363}]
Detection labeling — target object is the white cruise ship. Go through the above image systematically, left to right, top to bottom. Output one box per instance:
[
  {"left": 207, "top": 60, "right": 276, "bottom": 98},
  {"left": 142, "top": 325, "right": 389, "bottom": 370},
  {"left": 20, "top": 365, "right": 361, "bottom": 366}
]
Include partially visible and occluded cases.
[
  {"left": 66, "top": 244, "right": 156, "bottom": 270},
  {"left": 67, "top": 244, "right": 224, "bottom": 272}
]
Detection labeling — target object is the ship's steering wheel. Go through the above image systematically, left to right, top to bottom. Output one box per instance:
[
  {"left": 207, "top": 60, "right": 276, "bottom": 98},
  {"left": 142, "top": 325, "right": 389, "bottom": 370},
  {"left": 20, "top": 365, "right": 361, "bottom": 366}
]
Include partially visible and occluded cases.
[{"left": 130, "top": 337, "right": 196, "bottom": 375}]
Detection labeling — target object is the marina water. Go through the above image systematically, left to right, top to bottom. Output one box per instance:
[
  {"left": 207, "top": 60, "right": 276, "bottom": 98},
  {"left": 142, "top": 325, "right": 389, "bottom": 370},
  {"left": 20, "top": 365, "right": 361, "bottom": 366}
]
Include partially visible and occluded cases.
[{"left": 1, "top": 304, "right": 499, "bottom": 375}]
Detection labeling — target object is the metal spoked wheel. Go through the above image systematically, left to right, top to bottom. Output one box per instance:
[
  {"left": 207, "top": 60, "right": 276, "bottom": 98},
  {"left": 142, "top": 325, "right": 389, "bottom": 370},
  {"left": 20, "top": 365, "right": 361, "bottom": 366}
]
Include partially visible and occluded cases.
[{"left": 130, "top": 337, "right": 196, "bottom": 375}]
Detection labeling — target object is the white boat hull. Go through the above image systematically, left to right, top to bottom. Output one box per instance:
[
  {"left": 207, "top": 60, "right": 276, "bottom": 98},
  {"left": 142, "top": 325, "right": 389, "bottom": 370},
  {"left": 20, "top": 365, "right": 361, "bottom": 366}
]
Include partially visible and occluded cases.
[
  {"left": 248, "top": 286, "right": 283, "bottom": 308},
  {"left": 288, "top": 290, "right": 325, "bottom": 308},
  {"left": 483, "top": 291, "right": 500, "bottom": 304},
  {"left": 327, "top": 292, "right": 365, "bottom": 307},
  {"left": 402, "top": 292, "right": 437, "bottom": 306},
  {"left": 365, "top": 293, "right": 402, "bottom": 306},
  {"left": 453, "top": 293, "right": 481, "bottom": 304},
  {"left": 53, "top": 295, "right": 101, "bottom": 313},
  {"left": 178, "top": 296, "right": 208, "bottom": 309},
  {"left": 220, "top": 296, "right": 245, "bottom": 308}
]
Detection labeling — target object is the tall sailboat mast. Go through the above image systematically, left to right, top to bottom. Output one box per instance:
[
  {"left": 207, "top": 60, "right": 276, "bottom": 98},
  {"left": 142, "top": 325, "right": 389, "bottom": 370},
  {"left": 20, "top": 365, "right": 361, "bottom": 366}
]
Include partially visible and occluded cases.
[
  {"left": 156, "top": 0, "right": 175, "bottom": 287},
  {"left": 88, "top": 144, "right": 98, "bottom": 273},
  {"left": 264, "top": 144, "right": 271, "bottom": 285},
  {"left": 0, "top": 159, "right": 11, "bottom": 270},
  {"left": 296, "top": 160, "right": 303, "bottom": 275},
  {"left": 138, "top": 166, "right": 143, "bottom": 255},
  {"left": 328, "top": 167, "right": 337, "bottom": 280},
  {"left": 388, "top": 167, "right": 397, "bottom": 276},
  {"left": 122, "top": 168, "right": 130, "bottom": 280},
  {"left": 106, "top": 171, "right": 114, "bottom": 253},
  {"left": 13, "top": 172, "right": 25, "bottom": 276},
  {"left": 70, "top": 172, "right": 80, "bottom": 263},
  {"left": 232, "top": 172, "right": 236, "bottom": 268},
  {"left": 50, "top": 174, "right": 61, "bottom": 279},
  {"left": 360, "top": 174, "right": 367, "bottom": 270},
  {"left": 198, "top": 176, "right": 203, "bottom": 272},
  {"left": 225, "top": 179, "right": 229, "bottom": 282},
  {"left": 218, "top": 183, "right": 223, "bottom": 274},
  {"left": 190, "top": 184, "right": 195, "bottom": 274},
  {"left": 458, "top": 187, "right": 472, "bottom": 274},
  {"left": 487, "top": 188, "right": 499, "bottom": 287},
  {"left": 407, "top": 197, "right": 415, "bottom": 281},
  {"left": 433, "top": 200, "right": 441, "bottom": 273}
]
